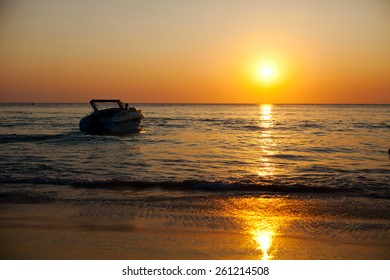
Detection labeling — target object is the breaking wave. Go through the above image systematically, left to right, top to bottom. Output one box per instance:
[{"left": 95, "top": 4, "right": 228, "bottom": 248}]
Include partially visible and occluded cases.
[{"left": 1, "top": 175, "right": 388, "bottom": 199}]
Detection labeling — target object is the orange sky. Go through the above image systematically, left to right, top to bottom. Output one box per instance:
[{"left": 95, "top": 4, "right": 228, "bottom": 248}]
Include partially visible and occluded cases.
[{"left": 0, "top": 0, "right": 389, "bottom": 103}]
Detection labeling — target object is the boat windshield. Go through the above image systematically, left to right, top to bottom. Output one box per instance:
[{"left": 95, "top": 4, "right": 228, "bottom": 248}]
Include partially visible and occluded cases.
[{"left": 90, "top": 100, "right": 124, "bottom": 112}]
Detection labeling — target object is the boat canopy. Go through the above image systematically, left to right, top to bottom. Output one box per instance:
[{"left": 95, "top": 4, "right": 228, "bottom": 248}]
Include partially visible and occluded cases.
[
  {"left": 90, "top": 99, "right": 125, "bottom": 111},
  {"left": 90, "top": 99, "right": 121, "bottom": 103}
]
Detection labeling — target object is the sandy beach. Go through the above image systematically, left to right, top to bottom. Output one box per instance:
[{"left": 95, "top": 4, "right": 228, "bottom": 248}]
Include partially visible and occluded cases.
[{"left": 1, "top": 188, "right": 389, "bottom": 260}]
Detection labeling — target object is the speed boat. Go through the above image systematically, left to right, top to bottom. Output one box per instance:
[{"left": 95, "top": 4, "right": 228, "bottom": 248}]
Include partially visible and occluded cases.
[{"left": 79, "top": 99, "right": 144, "bottom": 134}]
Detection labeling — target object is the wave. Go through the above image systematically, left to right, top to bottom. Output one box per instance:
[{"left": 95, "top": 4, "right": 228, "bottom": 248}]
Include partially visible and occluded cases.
[
  {"left": 299, "top": 122, "right": 325, "bottom": 129},
  {"left": 353, "top": 122, "right": 390, "bottom": 130},
  {"left": 0, "top": 132, "right": 130, "bottom": 144},
  {"left": 0, "top": 133, "right": 75, "bottom": 144},
  {"left": 266, "top": 154, "right": 312, "bottom": 161},
  {"left": 1, "top": 175, "right": 387, "bottom": 199}
]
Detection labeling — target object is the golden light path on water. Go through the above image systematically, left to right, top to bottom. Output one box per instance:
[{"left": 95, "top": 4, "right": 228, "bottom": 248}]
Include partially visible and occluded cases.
[
  {"left": 257, "top": 104, "right": 276, "bottom": 178},
  {"left": 243, "top": 105, "right": 278, "bottom": 259},
  {"left": 222, "top": 197, "right": 283, "bottom": 260},
  {"left": 248, "top": 221, "right": 277, "bottom": 260},
  {"left": 251, "top": 229, "right": 275, "bottom": 260}
]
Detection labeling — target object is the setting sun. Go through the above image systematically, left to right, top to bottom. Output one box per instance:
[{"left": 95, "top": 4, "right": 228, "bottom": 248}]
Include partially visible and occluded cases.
[
  {"left": 254, "top": 62, "right": 278, "bottom": 85},
  {"left": 261, "top": 67, "right": 273, "bottom": 78}
]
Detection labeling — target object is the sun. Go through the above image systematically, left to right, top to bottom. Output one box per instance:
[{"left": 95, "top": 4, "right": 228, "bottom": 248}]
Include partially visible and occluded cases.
[
  {"left": 254, "top": 62, "right": 278, "bottom": 85},
  {"left": 261, "top": 67, "right": 273, "bottom": 78}
]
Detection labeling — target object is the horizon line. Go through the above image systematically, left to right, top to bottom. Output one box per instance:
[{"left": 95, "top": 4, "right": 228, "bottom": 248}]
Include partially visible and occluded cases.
[{"left": 0, "top": 102, "right": 389, "bottom": 105}]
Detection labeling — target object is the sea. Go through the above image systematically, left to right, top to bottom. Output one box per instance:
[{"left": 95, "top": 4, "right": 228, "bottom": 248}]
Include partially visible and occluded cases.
[
  {"left": 0, "top": 103, "right": 389, "bottom": 259},
  {"left": 1, "top": 103, "right": 389, "bottom": 196}
]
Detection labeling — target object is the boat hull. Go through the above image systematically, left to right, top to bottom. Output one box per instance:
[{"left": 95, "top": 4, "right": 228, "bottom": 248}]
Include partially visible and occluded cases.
[{"left": 79, "top": 112, "right": 143, "bottom": 134}]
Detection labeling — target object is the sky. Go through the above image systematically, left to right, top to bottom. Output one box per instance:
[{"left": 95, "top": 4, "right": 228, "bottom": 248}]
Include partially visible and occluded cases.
[{"left": 0, "top": 0, "right": 389, "bottom": 103}]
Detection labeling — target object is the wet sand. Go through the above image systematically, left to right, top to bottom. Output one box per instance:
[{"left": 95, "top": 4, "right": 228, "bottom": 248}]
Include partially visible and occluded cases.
[{"left": 0, "top": 194, "right": 389, "bottom": 259}]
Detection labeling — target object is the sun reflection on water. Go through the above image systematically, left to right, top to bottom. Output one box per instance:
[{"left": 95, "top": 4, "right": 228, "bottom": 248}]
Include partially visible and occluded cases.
[
  {"left": 256, "top": 104, "right": 276, "bottom": 177},
  {"left": 260, "top": 104, "right": 273, "bottom": 124},
  {"left": 254, "top": 106, "right": 277, "bottom": 259},
  {"left": 257, "top": 157, "right": 275, "bottom": 177},
  {"left": 219, "top": 197, "right": 299, "bottom": 260},
  {"left": 242, "top": 213, "right": 278, "bottom": 260},
  {"left": 251, "top": 229, "right": 275, "bottom": 260}
]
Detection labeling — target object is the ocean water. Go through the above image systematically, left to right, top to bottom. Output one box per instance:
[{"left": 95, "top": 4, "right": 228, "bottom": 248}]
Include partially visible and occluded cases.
[
  {"left": 0, "top": 103, "right": 389, "bottom": 259},
  {"left": 0, "top": 103, "right": 389, "bottom": 197}
]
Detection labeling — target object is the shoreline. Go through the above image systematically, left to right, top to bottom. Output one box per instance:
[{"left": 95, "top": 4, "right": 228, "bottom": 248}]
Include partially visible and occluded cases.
[{"left": 1, "top": 193, "right": 389, "bottom": 260}]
